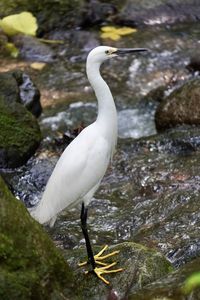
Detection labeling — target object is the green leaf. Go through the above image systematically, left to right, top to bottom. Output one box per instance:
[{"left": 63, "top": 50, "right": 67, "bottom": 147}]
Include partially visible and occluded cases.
[
  {"left": 0, "top": 12, "right": 38, "bottom": 36},
  {"left": 38, "top": 38, "right": 64, "bottom": 44},
  {"left": 5, "top": 42, "right": 19, "bottom": 58},
  {"left": 182, "top": 272, "right": 200, "bottom": 294}
]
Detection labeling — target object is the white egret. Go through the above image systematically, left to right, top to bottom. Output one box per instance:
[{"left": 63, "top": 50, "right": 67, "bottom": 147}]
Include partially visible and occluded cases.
[{"left": 30, "top": 46, "right": 148, "bottom": 284}]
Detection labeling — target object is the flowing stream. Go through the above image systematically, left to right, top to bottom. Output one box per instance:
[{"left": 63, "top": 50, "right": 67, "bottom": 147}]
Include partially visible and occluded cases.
[{"left": 4, "top": 22, "right": 200, "bottom": 267}]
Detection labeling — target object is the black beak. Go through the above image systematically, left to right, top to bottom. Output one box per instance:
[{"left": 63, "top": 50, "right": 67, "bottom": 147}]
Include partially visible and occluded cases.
[{"left": 115, "top": 48, "right": 149, "bottom": 55}]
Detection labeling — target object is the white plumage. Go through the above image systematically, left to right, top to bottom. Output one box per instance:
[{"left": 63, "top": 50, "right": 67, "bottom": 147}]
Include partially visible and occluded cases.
[{"left": 30, "top": 46, "right": 118, "bottom": 226}]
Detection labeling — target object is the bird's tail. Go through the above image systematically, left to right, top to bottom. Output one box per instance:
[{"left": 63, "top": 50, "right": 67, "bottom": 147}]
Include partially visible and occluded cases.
[{"left": 27, "top": 204, "right": 57, "bottom": 227}]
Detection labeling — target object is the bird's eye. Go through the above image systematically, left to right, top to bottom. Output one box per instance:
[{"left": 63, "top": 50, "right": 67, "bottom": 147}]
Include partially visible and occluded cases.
[{"left": 105, "top": 50, "right": 110, "bottom": 55}]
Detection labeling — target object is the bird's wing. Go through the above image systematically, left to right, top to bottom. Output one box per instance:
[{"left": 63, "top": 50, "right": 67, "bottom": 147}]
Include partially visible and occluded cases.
[{"left": 33, "top": 124, "right": 111, "bottom": 224}]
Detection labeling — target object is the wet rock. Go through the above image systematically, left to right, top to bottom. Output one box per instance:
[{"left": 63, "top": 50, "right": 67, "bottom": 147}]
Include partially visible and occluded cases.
[
  {"left": 80, "top": 0, "right": 118, "bottom": 27},
  {"left": 117, "top": 0, "right": 200, "bottom": 26},
  {"left": 13, "top": 35, "right": 56, "bottom": 62},
  {"left": 187, "top": 56, "right": 200, "bottom": 74},
  {"left": 0, "top": 70, "right": 42, "bottom": 117},
  {"left": 13, "top": 70, "right": 42, "bottom": 117},
  {"left": 0, "top": 72, "right": 41, "bottom": 168},
  {"left": 155, "top": 79, "right": 200, "bottom": 131},
  {"left": 141, "top": 86, "right": 166, "bottom": 103},
  {"left": 47, "top": 126, "right": 200, "bottom": 273},
  {"left": 103, "top": 126, "right": 200, "bottom": 269},
  {"left": 133, "top": 126, "right": 200, "bottom": 154},
  {"left": 0, "top": 176, "right": 77, "bottom": 300},
  {"left": 65, "top": 242, "right": 172, "bottom": 300},
  {"left": 129, "top": 256, "right": 200, "bottom": 299}
]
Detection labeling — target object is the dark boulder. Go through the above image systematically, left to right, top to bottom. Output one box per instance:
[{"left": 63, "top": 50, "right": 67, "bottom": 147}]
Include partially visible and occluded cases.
[
  {"left": 13, "top": 70, "right": 42, "bottom": 117},
  {"left": 0, "top": 71, "right": 42, "bottom": 168},
  {"left": 155, "top": 79, "right": 200, "bottom": 131}
]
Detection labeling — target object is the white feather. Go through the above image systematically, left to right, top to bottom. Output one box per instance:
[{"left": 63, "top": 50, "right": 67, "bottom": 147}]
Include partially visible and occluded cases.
[{"left": 30, "top": 46, "right": 118, "bottom": 226}]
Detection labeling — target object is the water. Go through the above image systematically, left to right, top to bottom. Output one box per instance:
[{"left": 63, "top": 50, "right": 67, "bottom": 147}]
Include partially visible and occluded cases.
[{"left": 2, "top": 23, "right": 200, "bottom": 268}]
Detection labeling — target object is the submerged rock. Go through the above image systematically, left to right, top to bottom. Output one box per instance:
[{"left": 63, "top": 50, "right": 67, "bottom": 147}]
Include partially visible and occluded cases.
[
  {"left": 0, "top": 72, "right": 41, "bottom": 168},
  {"left": 155, "top": 79, "right": 200, "bottom": 131},
  {"left": 0, "top": 176, "right": 76, "bottom": 300},
  {"left": 65, "top": 242, "right": 172, "bottom": 300}
]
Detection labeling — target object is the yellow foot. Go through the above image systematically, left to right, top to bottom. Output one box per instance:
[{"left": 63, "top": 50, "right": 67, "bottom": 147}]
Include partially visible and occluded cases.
[
  {"left": 78, "top": 245, "right": 123, "bottom": 285},
  {"left": 93, "top": 262, "right": 123, "bottom": 285}
]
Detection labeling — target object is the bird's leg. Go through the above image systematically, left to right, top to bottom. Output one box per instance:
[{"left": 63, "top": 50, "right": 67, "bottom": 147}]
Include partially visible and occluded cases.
[
  {"left": 78, "top": 202, "right": 123, "bottom": 285},
  {"left": 80, "top": 202, "right": 96, "bottom": 269}
]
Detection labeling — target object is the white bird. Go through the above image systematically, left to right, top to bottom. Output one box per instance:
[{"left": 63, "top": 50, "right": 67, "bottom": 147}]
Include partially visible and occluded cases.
[{"left": 30, "top": 46, "right": 148, "bottom": 284}]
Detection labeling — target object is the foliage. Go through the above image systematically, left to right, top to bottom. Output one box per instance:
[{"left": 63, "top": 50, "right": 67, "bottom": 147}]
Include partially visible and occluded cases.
[
  {"left": 0, "top": 12, "right": 37, "bottom": 36},
  {"left": 0, "top": 12, "right": 63, "bottom": 58},
  {"left": 101, "top": 26, "right": 137, "bottom": 41},
  {"left": 4, "top": 42, "right": 19, "bottom": 57},
  {"left": 30, "top": 62, "right": 46, "bottom": 70},
  {"left": 182, "top": 272, "right": 200, "bottom": 294}
]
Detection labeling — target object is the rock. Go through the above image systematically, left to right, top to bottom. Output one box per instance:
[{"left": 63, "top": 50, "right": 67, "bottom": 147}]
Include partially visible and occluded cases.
[
  {"left": 80, "top": 0, "right": 117, "bottom": 27},
  {"left": 117, "top": 0, "right": 200, "bottom": 26},
  {"left": 13, "top": 35, "right": 56, "bottom": 63},
  {"left": 186, "top": 56, "right": 200, "bottom": 73},
  {"left": 0, "top": 70, "right": 42, "bottom": 117},
  {"left": 13, "top": 70, "right": 42, "bottom": 117},
  {"left": 0, "top": 72, "right": 42, "bottom": 168},
  {"left": 155, "top": 79, "right": 200, "bottom": 131},
  {"left": 141, "top": 86, "right": 166, "bottom": 103},
  {"left": 106, "top": 126, "right": 200, "bottom": 268},
  {"left": 133, "top": 126, "right": 200, "bottom": 154},
  {"left": 0, "top": 175, "right": 173, "bottom": 299},
  {"left": 0, "top": 176, "right": 77, "bottom": 300},
  {"left": 65, "top": 242, "right": 173, "bottom": 300},
  {"left": 129, "top": 256, "right": 200, "bottom": 299}
]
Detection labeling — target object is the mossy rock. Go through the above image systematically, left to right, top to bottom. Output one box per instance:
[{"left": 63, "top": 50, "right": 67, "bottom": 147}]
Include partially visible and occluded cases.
[
  {"left": 0, "top": 72, "right": 41, "bottom": 168},
  {"left": 155, "top": 79, "right": 200, "bottom": 131},
  {"left": 0, "top": 176, "right": 77, "bottom": 300},
  {"left": 65, "top": 241, "right": 173, "bottom": 300},
  {"left": 128, "top": 256, "right": 200, "bottom": 300}
]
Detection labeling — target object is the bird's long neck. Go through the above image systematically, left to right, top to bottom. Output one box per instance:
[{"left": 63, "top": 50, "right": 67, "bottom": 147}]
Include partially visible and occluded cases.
[{"left": 86, "top": 61, "right": 117, "bottom": 134}]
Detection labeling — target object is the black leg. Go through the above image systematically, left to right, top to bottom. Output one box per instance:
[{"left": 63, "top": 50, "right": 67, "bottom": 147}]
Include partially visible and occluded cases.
[{"left": 80, "top": 202, "right": 96, "bottom": 269}]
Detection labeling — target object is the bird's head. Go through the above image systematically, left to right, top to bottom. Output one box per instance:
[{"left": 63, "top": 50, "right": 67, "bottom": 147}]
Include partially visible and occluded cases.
[{"left": 87, "top": 46, "right": 148, "bottom": 65}]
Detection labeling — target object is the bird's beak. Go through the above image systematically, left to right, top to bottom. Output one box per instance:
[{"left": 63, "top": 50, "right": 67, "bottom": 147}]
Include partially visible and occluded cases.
[{"left": 115, "top": 48, "right": 149, "bottom": 55}]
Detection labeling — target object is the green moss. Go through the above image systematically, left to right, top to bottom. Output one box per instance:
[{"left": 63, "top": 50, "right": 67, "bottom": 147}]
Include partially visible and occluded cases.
[
  {"left": 0, "top": 73, "right": 42, "bottom": 167},
  {"left": 0, "top": 100, "right": 41, "bottom": 148},
  {"left": 0, "top": 176, "right": 76, "bottom": 299},
  {"left": 64, "top": 241, "right": 173, "bottom": 299}
]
